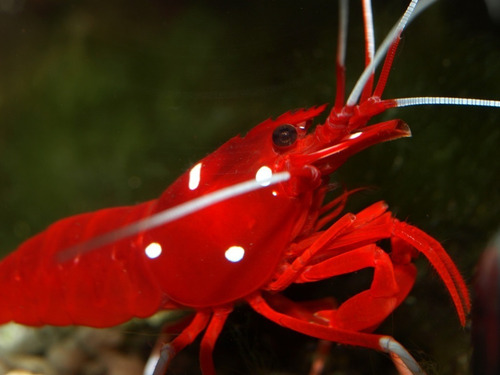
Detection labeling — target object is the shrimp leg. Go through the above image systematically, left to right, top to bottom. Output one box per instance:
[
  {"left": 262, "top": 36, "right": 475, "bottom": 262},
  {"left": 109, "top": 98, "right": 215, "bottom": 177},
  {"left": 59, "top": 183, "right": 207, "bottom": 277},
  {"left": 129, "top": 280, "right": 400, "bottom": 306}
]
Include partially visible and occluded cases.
[
  {"left": 248, "top": 292, "right": 425, "bottom": 375},
  {"left": 150, "top": 311, "right": 210, "bottom": 375}
]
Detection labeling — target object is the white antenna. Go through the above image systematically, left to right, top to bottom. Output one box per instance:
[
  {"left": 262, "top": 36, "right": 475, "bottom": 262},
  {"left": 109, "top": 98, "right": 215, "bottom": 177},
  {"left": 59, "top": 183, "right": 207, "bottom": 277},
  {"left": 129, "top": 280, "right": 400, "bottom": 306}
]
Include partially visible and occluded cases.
[
  {"left": 345, "top": 0, "right": 500, "bottom": 113},
  {"left": 346, "top": 0, "right": 438, "bottom": 107},
  {"left": 362, "top": 0, "right": 375, "bottom": 67},
  {"left": 395, "top": 97, "right": 500, "bottom": 108},
  {"left": 57, "top": 171, "right": 291, "bottom": 262}
]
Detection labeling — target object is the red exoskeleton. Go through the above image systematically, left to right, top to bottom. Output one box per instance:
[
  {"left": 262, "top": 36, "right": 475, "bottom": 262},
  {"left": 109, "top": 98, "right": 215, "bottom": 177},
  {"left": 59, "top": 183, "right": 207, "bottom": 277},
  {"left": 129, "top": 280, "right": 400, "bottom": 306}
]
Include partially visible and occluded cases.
[{"left": 0, "top": 0, "right": 499, "bottom": 374}]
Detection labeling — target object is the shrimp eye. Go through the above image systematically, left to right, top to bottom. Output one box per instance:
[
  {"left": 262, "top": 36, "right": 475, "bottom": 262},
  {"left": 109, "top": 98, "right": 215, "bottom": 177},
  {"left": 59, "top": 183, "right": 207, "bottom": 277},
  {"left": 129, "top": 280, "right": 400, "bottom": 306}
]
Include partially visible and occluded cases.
[{"left": 272, "top": 124, "right": 297, "bottom": 148}]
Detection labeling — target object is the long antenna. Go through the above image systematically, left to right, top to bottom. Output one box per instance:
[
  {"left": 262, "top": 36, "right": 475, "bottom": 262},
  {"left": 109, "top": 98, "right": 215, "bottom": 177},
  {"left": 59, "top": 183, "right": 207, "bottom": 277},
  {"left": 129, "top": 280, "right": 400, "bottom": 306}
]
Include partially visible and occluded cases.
[
  {"left": 334, "top": 0, "right": 349, "bottom": 112},
  {"left": 346, "top": 0, "right": 439, "bottom": 107},
  {"left": 346, "top": 0, "right": 421, "bottom": 106},
  {"left": 395, "top": 97, "right": 500, "bottom": 108},
  {"left": 57, "top": 171, "right": 291, "bottom": 263}
]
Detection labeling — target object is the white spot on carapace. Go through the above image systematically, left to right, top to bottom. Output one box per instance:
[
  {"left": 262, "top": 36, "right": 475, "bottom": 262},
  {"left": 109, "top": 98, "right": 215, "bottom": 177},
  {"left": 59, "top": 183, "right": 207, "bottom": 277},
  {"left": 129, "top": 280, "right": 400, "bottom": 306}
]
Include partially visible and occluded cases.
[
  {"left": 348, "top": 132, "right": 362, "bottom": 140},
  {"left": 189, "top": 162, "right": 202, "bottom": 190},
  {"left": 255, "top": 166, "right": 273, "bottom": 186},
  {"left": 272, "top": 191, "right": 278, "bottom": 196},
  {"left": 145, "top": 242, "right": 162, "bottom": 259},
  {"left": 224, "top": 246, "right": 245, "bottom": 263}
]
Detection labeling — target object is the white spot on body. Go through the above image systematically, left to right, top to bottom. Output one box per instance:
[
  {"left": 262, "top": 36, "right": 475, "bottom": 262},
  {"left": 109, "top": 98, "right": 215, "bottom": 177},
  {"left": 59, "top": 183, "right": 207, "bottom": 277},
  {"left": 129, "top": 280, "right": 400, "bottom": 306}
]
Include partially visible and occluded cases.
[
  {"left": 348, "top": 132, "right": 362, "bottom": 139},
  {"left": 189, "top": 163, "right": 202, "bottom": 190},
  {"left": 255, "top": 166, "right": 273, "bottom": 186},
  {"left": 145, "top": 242, "right": 162, "bottom": 259},
  {"left": 224, "top": 246, "right": 245, "bottom": 263}
]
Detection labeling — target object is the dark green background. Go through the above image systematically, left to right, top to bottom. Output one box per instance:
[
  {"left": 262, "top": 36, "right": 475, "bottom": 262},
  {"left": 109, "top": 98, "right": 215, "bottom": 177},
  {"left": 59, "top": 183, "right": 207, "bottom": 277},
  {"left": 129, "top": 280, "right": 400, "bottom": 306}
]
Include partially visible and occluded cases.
[{"left": 0, "top": 0, "right": 499, "bottom": 374}]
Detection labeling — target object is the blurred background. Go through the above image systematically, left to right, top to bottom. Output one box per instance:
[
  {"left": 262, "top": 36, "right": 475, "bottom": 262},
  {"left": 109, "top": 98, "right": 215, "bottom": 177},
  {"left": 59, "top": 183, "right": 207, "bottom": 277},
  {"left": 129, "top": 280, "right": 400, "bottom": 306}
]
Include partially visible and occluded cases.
[{"left": 0, "top": 0, "right": 499, "bottom": 374}]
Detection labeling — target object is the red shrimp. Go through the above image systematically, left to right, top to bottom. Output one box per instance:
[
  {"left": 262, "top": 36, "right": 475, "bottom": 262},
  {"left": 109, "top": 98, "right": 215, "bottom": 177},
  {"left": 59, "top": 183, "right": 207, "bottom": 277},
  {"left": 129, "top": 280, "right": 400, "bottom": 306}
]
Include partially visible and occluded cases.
[{"left": 1, "top": 1, "right": 499, "bottom": 374}]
